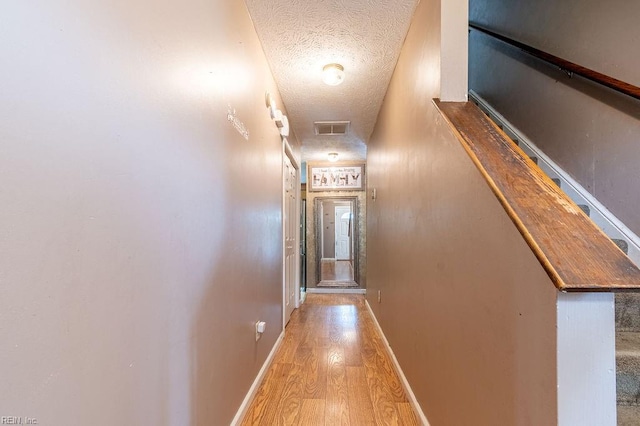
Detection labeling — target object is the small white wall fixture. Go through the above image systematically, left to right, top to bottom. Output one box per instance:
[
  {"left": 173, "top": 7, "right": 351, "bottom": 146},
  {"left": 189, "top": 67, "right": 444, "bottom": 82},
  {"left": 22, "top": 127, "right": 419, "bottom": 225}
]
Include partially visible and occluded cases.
[{"left": 265, "top": 91, "right": 290, "bottom": 138}]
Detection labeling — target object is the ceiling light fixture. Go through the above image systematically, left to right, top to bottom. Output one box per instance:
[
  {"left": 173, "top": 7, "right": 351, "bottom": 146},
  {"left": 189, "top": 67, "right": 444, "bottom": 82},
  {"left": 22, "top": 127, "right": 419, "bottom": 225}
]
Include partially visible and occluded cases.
[
  {"left": 322, "top": 63, "right": 345, "bottom": 86},
  {"left": 328, "top": 152, "right": 339, "bottom": 162}
]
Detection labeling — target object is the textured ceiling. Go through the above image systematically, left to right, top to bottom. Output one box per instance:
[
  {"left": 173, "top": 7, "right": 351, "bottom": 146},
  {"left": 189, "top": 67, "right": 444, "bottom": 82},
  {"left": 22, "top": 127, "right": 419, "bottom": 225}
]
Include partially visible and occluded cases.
[{"left": 245, "top": 0, "right": 419, "bottom": 163}]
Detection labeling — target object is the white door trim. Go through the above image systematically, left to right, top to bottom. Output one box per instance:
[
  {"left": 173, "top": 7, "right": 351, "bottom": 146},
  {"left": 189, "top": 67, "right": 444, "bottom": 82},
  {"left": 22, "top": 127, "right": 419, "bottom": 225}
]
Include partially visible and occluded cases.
[{"left": 282, "top": 138, "right": 301, "bottom": 329}]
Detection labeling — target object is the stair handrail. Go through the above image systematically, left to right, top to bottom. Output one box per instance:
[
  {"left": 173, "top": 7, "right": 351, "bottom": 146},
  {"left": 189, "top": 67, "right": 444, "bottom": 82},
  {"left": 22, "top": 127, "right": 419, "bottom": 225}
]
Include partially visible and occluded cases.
[
  {"left": 469, "top": 22, "right": 640, "bottom": 102},
  {"left": 470, "top": 90, "right": 640, "bottom": 267},
  {"left": 434, "top": 99, "right": 640, "bottom": 292}
]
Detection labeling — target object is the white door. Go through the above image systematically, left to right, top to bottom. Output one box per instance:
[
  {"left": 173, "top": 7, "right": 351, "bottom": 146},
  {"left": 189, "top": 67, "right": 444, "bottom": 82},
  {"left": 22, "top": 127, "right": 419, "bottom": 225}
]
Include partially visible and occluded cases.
[
  {"left": 283, "top": 154, "right": 298, "bottom": 325},
  {"left": 335, "top": 206, "right": 351, "bottom": 260}
]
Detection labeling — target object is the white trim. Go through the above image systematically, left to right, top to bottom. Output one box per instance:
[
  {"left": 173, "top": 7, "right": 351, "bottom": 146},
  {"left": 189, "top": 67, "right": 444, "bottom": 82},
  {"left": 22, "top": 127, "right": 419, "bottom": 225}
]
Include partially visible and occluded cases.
[
  {"left": 440, "top": 0, "right": 469, "bottom": 102},
  {"left": 469, "top": 90, "right": 640, "bottom": 266},
  {"left": 283, "top": 137, "right": 300, "bottom": 169},
  {"left": 282, "top": 138, "right": 301, "bottom": 327},
  {"left": 283, "top": 138, "right": 302, "bottom": 311},
  {"left": 281, "top": 150, "right": 285, "bottom": 329},
  {"left": 306, "top": 288, "right": 366, "bottom": 294},
  {"left": 557, "top": 293, "right": 616, "bottom": 425},
  {"left": 365, "top": 300, "right": 430, "bottom": 426},
  {"left": 230, "top": 331, "right": 285, "bottom": 426}
]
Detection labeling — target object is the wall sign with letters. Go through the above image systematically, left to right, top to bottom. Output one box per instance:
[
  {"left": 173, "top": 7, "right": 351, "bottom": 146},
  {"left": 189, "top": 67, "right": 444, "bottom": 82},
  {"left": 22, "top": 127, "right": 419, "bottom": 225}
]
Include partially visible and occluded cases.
[{"left": 308, "top": 163, "right": 365, "bottom": 192}]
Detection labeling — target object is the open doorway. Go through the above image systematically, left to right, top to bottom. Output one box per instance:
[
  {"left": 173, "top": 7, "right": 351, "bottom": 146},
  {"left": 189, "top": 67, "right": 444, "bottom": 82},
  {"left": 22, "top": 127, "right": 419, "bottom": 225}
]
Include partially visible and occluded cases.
[{"left": 315, "top": 196, "right": 358, "bottom": 287}]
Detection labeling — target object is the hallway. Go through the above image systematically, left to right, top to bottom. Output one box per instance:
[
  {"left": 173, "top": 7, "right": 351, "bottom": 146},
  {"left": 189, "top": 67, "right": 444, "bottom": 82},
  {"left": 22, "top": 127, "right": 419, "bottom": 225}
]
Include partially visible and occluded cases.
[{"left": 241, "top": 294, "right": 420, "bottom": 425}]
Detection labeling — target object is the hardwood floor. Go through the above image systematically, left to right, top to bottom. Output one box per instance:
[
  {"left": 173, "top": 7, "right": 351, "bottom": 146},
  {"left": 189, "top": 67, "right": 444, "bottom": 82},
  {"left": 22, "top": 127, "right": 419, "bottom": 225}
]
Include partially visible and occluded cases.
[
  {"left": 320, "top": 260, "right": 354, "bottom": 282},
  {"left": 242, "top": 294, "right": 420, "bottom": 425}
]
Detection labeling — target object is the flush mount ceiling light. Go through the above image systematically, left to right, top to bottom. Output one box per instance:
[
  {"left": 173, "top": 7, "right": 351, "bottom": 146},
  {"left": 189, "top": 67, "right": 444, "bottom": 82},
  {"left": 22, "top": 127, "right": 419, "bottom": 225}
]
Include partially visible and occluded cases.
[
  {"left": 322, "top": 63, "right": 345, "bottom": 86},
  {"left": 328, "top": 152, "right": 339, "bottom": 162}
]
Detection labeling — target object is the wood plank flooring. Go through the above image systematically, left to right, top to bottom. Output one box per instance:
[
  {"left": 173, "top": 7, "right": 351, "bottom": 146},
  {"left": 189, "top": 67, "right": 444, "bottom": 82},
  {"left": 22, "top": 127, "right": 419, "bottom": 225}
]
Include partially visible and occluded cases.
[
  {"left": 320, "top": 260, "right": 354, "bottom": 282},
  {"left": 242, "top": 294, "right": 420, "bottom": 426}
]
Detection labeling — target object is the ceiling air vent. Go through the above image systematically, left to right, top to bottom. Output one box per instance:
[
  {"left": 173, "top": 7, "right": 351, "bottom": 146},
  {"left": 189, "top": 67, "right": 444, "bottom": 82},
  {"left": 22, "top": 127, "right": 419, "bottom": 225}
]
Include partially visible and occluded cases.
[{"left": 314, "top": 121, "right": 350, "bottom": 136}]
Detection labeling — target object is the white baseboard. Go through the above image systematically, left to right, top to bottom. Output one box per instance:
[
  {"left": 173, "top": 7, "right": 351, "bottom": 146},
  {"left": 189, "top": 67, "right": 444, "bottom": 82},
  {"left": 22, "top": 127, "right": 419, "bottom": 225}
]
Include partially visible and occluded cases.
[
  {"left": 306, "top": 288, "right": 366, "bottom": 294},
  {"left": 365, "top": 300, "right": 430, "bottom": 426},
  {"left": 230, "top": 331, "right": 285, "bottom": 426}
]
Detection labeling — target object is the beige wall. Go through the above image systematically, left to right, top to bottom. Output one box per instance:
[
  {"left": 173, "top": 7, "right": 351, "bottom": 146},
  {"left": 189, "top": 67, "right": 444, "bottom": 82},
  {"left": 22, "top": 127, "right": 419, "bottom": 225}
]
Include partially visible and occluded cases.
[
  {"left": 469, "top": 0, "right": 640, "bottom": 235},
  {"left": 0, "top": 1, "right": 295, "bottom": 424},
  {"left": 367, "top": 1, "right": 559, "bottom": 424}
]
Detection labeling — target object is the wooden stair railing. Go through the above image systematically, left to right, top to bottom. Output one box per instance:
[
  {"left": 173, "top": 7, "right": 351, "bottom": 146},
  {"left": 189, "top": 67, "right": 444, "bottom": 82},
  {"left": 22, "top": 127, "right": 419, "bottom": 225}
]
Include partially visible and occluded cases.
[
  {"left": 469, "top": 22, "right": 640, "bottom": 102},
  {"left": 434, "top": 100, "right": 640, "bottom": 292}
]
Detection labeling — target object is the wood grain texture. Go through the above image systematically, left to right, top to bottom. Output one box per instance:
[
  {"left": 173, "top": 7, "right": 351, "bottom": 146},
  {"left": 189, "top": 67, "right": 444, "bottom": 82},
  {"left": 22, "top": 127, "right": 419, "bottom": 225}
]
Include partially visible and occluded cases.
[
  {"left": 434, "top": 100, "right": 640, "bottom": 291},
  {"left": 241, "top": 294, "right": 419, "bottom": 425},
  {"left": 302, "top": 346, "right": 327, "bottom": 399},
  {"left": 325, "top": 347, "right": 350, "bottom": 425},
  {"left": 274, "top": 362, "right": 304, "bottom": 425},
  {"left": 242, "top": 363, "right": 291, "bottom": 426},
  {"left": 346, "top": 366, "right": 378, "bottom": 425},
  {"left": 296, "top": 399, "right": 325, "bottom": 426},
  {"left": 397, "top": 403, "right": 420, "bottom": 426}
]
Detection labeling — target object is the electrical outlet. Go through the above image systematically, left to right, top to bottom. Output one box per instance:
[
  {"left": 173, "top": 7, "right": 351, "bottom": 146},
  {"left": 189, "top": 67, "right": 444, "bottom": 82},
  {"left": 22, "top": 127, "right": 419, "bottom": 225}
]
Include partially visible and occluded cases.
[
  {"left": 377, "top": 290, "right": 381, "bottom": 303},
  {"left": 255, "top": 321, "right": 266, "bottom": 341}
]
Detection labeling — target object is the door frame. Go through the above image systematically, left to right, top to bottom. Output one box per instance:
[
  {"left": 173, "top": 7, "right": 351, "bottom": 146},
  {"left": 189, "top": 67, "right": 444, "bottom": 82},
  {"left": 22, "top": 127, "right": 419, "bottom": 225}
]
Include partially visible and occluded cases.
[
  {"left": 282, "top": 139, "right": 301, "bottom": 328},
  {"left": 314, "top": 196, "right": 359, "bottom": 285},
  {"left": 334, "top": 205, "right": 352, "bottom": 261}
]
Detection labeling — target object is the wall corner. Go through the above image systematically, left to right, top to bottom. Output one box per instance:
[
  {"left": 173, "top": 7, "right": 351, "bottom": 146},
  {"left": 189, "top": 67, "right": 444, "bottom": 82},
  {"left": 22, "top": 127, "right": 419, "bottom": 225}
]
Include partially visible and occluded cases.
[{"left": 440, "top": 0, "right": 469, "bottom": 101}]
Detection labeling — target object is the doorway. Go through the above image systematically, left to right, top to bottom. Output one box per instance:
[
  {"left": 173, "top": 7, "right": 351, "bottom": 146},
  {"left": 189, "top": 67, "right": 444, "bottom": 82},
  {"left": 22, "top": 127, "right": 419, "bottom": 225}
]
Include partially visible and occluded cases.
[
  {"left": 283, "top": 142, "right": 300, "bottom": 326},
  {"left": 314, "top": 196, "right": 358, "bottom": 287},
  {"left": 300, "top": 198, "right": 307, "bottom": 294},
  {"left": 335, "top": 206, "right": 351, "bottom": 260}
]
